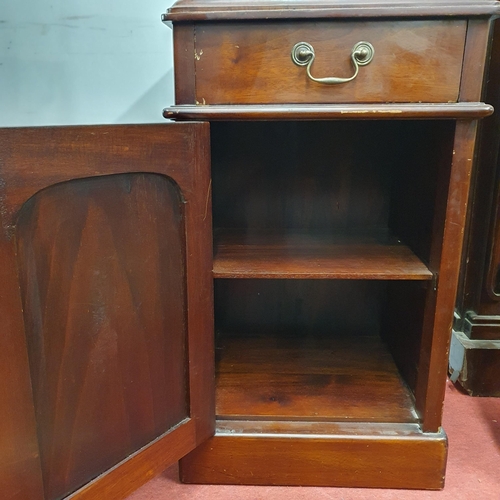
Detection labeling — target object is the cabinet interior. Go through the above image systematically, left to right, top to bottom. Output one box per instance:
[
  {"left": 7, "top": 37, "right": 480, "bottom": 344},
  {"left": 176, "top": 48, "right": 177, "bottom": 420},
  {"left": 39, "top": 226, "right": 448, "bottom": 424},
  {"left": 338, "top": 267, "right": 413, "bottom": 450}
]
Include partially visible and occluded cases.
[{"left": 211, "top": 120, "right": 455, "bottom": 425}]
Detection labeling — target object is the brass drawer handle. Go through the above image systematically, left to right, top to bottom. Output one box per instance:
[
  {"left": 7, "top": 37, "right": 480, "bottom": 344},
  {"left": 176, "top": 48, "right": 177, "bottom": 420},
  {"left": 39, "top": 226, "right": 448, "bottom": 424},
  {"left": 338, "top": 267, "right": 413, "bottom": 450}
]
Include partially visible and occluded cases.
[{"left": 291, "top": 41, "right": 374, "bottom": 85}]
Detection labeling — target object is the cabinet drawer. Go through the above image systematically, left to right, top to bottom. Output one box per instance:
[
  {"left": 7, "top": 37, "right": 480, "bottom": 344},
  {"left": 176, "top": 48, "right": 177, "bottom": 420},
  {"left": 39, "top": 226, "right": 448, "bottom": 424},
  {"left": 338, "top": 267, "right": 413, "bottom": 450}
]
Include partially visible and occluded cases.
[{"left": 194, "top": 20, "right": 467, "bottom": 105}]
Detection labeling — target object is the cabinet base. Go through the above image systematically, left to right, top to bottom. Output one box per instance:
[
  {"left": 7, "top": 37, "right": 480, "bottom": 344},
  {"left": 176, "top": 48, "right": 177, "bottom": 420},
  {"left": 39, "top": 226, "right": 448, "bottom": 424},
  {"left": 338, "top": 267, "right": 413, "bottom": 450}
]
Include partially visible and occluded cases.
[{"left": 179, "top": 420, "right": 448, "bottom": 489}]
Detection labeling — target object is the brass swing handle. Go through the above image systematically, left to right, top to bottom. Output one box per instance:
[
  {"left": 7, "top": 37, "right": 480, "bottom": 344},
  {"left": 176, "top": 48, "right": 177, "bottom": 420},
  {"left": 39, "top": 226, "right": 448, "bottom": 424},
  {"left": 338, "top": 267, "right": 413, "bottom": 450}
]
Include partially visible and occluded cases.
[{"left": 291, "top": 41, "right": 375, "bottom": 85}]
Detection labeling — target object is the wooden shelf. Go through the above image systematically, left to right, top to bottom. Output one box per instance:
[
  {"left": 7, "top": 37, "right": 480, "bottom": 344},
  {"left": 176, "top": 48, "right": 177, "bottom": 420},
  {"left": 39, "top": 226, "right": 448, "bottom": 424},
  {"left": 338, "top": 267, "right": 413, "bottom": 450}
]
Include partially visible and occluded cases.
[
  {"left": 213, "top": 229, "right": 433, "bottom": 280},
  {"left": 215, "top": 334, "right": 418, "bottom": 423}
]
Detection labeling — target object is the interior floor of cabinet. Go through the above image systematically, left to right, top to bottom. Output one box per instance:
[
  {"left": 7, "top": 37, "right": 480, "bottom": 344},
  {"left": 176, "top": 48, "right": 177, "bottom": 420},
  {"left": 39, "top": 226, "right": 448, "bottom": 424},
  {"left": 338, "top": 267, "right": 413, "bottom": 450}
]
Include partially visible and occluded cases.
[{"left": 215, "top": 333, "right": 418, "bottom": 423}]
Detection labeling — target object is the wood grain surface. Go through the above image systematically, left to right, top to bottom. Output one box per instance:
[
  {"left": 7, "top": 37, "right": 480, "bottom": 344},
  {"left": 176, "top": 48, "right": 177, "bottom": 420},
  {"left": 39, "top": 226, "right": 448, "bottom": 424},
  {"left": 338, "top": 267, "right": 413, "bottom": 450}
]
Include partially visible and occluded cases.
[
  {"left": 459, "top": 19, "right": 493, "bottom": 102},
  {"left": 194, "top": 21, "right": 466, "bottom": 104},
  {"left": 173, "top": 23, "right": 196, "bottom": 104},
  {"left": 165, "top": 103, "right": 494, "bottom": 120},
  {"left": 210, "top": 120, "right": 451, "bottom": 237},
  {"left": 211, "top": 120, "right": 395, "bottom": 232},
  {"left": 416, "top": 120, "right": 480, "bottom": 432},
  {"left": 0, "top": 123, "right": 214, "bottom": 500},
  {"left": 16, "top": 174, "right": 188, "bottom": 500},
  {"left": 0, "top": 221, "right": 45, "bottom": 500},
  {"left": 213, "top": 229, "right": 432, "bottom": 279},
  {"left": 214, "top": 279, "right": 386, "bottom": 338},
  {"left": 215, "top": 334, "right": 418, "bottom": 422},
  {"left": 180, "top": 423, "right": 447, "bottom": 488}
]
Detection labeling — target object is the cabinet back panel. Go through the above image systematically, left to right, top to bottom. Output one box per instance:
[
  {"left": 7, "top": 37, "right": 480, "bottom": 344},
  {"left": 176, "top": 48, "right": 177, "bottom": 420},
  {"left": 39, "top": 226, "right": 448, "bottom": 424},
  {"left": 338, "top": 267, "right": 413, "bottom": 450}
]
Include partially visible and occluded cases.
[
  {"left": 211, "top": 121, "right": 452, "bottom": 244},
  {"left": 211, "top": 121, "right": 395, "bottom": 231},
  {"left": 16, "top": 173, "right": 188, "bottom": 500},
  {"left": 215, "top": 279, "right": 384, "bottom": 335}
]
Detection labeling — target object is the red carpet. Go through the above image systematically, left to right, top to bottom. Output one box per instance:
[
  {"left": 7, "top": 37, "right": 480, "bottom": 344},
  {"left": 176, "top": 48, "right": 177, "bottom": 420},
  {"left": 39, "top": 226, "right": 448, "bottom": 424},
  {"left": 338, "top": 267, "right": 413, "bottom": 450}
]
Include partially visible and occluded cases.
[{"left": 128, "top": 380, "right": 500, "bottom": 499}]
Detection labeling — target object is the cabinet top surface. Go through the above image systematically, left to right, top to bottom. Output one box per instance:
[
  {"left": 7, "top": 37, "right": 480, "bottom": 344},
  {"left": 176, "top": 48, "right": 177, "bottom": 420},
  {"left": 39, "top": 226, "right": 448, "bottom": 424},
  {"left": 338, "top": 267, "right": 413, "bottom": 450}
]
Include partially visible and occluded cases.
[{"left": 164, "top": 0, "right": 500, "bottom": 21}]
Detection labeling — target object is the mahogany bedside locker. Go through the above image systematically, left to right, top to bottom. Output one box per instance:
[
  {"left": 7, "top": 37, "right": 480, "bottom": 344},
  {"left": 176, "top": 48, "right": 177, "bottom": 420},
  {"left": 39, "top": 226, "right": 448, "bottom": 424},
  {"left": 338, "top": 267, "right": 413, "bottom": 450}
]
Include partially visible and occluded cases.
[{"left": 0, "top": 1, "right": 498, "bottom": 498}]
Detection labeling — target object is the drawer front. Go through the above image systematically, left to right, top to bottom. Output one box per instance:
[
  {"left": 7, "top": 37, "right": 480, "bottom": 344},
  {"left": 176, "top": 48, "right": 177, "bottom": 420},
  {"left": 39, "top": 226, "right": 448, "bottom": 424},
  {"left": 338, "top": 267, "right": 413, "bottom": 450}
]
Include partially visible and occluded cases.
[{"left": 194, "top": 21, "right": 467, "bottom": 104}]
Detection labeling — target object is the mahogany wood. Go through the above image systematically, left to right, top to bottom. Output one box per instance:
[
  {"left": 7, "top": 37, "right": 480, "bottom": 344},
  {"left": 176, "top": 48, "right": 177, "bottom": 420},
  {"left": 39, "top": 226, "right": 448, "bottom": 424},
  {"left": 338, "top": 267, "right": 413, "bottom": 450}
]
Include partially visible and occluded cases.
[
  {"left": 1, "top": 0, "right": 497, "bottom": 495},
  {"left": 164, "top": 0, "right": 500, "bottom": 22},
  {"left": 174, "top": 0, "right": 495, "bottom": 489},
  {"left": 459, "top": 19, "right": 493, "bottom": 102},
  {"left": 194, "top": 21, "right": 466, "bottom": 105},
  {"left": 173, "top": 23, "right": 196, "bottom": 104},
  {"left": 164, "top": 103, "right": 494, "bottom": 120},
  {"left": 210, "top": 120, "right": 449, "bottom": 233},
  {"left": 211, "top": 120, "right": 393, "bottom": 231},
  {"left": 415, "top": 120, "right": 480, "bottom": 432},
  {"left": 388, "top": 121, "right": 455, "bottom": 265},
  {"left": 0, "top": 123, "right": 214, "bottom": 500},
  {"left": 17, "top": 173, "right": 188, "bottom": 500},
  {"left": 0, "top": 219, "right": 45, "bottom": 499},
  {"left": 213, "top": 229, "right": 432, "bottom": 280},
  {"left": 214, "top": 279, "right": 385, "bottom": 342},
  {"left": 382, "top": 281, "right": 428, "bottom": 393},
  {"left": 215, "top": 334, "right": 417, "bottom": 422},
  {"left": 213, "top": 419, "right": 428, "bottom": 435},
  {"left": 68, "top": 420, "right": 197, "bottom": 500},
  {"left": 179, "top": 424, "right": 448, "bottom": 489}
]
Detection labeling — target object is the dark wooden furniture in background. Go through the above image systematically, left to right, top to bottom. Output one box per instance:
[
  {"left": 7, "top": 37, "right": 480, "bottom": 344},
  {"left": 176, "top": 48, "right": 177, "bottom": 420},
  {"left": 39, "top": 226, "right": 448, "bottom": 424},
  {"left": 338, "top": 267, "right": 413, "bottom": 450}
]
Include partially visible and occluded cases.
[
  {"left": 0, "top": 1, "right": 499, "bottom": 499},
  {"left": 450, "top": 19, "right": 500, "bottom": 397}
]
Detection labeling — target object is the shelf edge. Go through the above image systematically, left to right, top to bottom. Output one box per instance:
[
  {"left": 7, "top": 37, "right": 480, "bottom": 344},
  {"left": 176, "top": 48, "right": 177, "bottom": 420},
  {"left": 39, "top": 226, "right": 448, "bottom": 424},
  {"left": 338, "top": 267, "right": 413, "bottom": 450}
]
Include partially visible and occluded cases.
[{"left": 164, "top": 103, "right": 494, "bottom": 121}]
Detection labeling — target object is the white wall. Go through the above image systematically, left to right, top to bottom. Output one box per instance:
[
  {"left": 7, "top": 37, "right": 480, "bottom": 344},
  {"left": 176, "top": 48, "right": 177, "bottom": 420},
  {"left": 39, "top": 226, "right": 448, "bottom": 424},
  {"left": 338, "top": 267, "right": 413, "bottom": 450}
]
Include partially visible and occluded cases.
[{"left": 0, "top": 0, "right": 175, "bottom": 127}]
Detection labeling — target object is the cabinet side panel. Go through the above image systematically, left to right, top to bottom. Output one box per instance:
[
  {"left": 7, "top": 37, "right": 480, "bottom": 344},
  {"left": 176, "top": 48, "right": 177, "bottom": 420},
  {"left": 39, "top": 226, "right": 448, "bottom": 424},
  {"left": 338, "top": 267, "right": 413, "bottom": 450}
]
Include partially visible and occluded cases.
[
  {"left": 416, "top": 121, "right": 479, "bottom": 431},
  {"left": 16, "top": 173, "right": 188, "bottom": 500}
]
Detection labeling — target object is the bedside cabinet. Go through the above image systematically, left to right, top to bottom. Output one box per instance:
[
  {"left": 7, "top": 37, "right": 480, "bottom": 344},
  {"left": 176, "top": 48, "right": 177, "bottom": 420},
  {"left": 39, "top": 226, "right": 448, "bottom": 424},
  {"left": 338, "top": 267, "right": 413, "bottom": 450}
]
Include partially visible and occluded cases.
[
  {"left": 163, "top": 0, "right": 499, "bottom": 490},
  {"left": 0, "top": 1, "right": 498, "bottom": 498}
]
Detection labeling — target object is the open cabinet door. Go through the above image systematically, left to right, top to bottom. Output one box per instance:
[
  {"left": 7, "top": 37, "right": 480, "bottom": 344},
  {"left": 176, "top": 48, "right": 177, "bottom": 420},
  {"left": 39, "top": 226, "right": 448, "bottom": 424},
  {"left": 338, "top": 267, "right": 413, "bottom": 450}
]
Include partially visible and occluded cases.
[{"left": 0, "top": 123, "right": 214, "bottom": 500}]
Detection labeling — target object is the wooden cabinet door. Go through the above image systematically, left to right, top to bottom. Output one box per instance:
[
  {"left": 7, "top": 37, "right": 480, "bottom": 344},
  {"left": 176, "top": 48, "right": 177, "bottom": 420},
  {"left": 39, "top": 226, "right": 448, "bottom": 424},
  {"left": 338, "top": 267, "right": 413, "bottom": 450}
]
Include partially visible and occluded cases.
[{"left": 0, "top": 123, "right": 214, "bottom": 500}]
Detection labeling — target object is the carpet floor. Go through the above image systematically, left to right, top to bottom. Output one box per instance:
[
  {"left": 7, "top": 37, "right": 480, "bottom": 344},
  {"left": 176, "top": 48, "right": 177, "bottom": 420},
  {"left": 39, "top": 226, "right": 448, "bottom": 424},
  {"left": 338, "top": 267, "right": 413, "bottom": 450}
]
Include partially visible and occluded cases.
[{"left": 128, "top": 380, "right": 500, "bottom": 499}]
